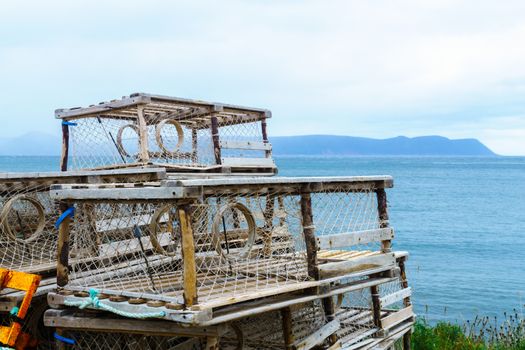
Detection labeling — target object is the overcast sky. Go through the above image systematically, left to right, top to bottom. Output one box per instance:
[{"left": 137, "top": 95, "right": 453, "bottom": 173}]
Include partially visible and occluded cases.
[{"left": 1, "top": 0, "right": 524, "bottom": 155}]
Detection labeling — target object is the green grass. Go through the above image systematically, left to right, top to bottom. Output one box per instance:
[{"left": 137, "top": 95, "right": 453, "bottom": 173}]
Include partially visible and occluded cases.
[{"left": 410, "top": 311, "right": 525, "bottom": 350}]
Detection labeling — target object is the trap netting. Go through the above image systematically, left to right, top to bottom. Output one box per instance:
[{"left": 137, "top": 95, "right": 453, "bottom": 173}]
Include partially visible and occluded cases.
[
  {"left": 60, "top": 94, "right": 273, "bottom": 172},
  {"left": 0, "top": 170, "right": 164, "bottom": 274},
  {"left": 58, "top": 177, "right": 392, "bottom": 310},
  {"left": 0, "top": 180, "right": 60, "bottom": 273},
  {"left": 335, "top": 274, "right": 413, "bottom": 348},
  {"left": 220, "top": 299, "right": 329, "bottom": 350},
  {"left": 56, "top": 330, "right": 204, "bottom": 350}
]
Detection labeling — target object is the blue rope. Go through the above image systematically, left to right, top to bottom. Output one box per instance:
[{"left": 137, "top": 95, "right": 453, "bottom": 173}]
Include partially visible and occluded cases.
[
  {"left": 62, "top": 121, "right": 78, "bottom": 126},
  {"left": 55, "top": 206, "right": 75, "bottom": 229},
  {"left": 64, "top": 289, "right": 166, "bottom": 320},
  {"left": 9, "top": 306, "right": 19, "bottom": 316},
  {"left": 54, "top": 332, "right": 76, "bottom": 345}
]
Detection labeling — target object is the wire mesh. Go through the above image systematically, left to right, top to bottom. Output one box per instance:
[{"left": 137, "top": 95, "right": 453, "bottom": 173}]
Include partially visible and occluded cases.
[
  {"left": 67, "top": 113, "right": 267, "bottom": 171},
  {"left": 0, "top": 171, "right": 164, "bottom": 274},
  {"left": 0, "top": 181, "right": 60, "bottom": 273},
  {"left": 220, "top": 300, "right": 328, "bottom": 350},
  {"left": 58, "top": 329, "right": 203, "bottom": 350}
]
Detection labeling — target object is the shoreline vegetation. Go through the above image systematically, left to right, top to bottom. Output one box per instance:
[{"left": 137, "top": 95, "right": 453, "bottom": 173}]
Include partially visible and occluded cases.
[{"left": 407, "top": 310, "right": 525, "bottom": 349}]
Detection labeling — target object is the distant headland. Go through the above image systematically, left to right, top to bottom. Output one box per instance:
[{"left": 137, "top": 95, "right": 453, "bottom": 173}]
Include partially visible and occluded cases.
[
  {"left": 0, "top": 132, "right": 496, "bottom": 156},
  {"left": 270, "top": 135, "right": 496, "bottom": 156}
]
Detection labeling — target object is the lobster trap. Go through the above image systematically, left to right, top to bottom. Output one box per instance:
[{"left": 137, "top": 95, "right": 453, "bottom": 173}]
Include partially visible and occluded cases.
[
  {"left": 56, "top": 93, "right": 276, "bottom": 175},
  {"left": 0, "top": 169, "right": 165, "bottom": 275},
  {"left": 48, "top": 176, "right": 402, "bottom": 325},
  {"left": 44, "top": 263, "right": 414, "bottom": 350}
]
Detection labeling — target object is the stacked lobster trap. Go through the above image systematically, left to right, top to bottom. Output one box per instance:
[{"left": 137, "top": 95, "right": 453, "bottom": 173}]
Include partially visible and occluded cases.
[
  {"left": 0, "top": 93, "right": 414, "bottom": 350},
  {"left": 45, "top": 176, "right": 414, "bottom": 349}
]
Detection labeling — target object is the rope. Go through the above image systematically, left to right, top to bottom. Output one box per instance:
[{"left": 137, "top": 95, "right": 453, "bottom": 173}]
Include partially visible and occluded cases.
[
  {"left": 62, "top": 121, "right": 78, "bottom": 126},
  {"left": 55, "top": 206, "right": 75, "bottom": 229},
  {"left": 64, "top": 289, "right": 166, "bottom": 319},
  {"left": 7, "top": 306, "right": 24, "bottom": 326},
  {"left": 54, "top": 332, "right": 76, "bottom": 345}
]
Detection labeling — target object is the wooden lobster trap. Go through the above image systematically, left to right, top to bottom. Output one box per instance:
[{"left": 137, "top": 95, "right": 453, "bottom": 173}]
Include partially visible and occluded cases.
[
  {"left": 56, "top": 93, "right": 276, "bottom": 175},
  {"left": 0, "top": 168, "right": 165, "bottom": 315},
  {"left": 48, "top": 176, "right": 403, "bottom": 326},
  {"left": 44, "top": 262, "right": 414, "bottom": 350}
]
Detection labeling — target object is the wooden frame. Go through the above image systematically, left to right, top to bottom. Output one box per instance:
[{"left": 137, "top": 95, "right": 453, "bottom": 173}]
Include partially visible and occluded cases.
[{"left": 49, "top": 175, "right": 402, "bottom": 327}]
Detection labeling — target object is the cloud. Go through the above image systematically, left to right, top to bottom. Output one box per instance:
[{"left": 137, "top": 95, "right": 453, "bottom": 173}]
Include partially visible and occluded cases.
[{"left": 0, "top": 0, "right": 524, "bottom": 154}]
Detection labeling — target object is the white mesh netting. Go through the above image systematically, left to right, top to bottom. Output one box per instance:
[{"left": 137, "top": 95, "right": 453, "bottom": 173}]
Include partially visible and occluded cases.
[
  {"left": 67, "top": 113, "right": 267, "bottom": 171},
  {"left": 0, "top": 181, "right": 60, "bottom": 273}
]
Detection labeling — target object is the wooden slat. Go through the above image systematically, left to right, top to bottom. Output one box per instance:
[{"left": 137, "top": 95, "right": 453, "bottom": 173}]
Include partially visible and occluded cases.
[
  {"left": 55, "top": 95, "right": 151, "bottom": 119},
  {"left": 219, "top": 140, "right": 272, "bottom": 151},
  {"left": 221, "top": 157, "right": 275, "bottom": 167},
  {"left": 317, "top": 228, "right": 394, "bottom": 250},
  {"left": 319, "top": 253, "right": 396, "bottom": 279},
  {"left": 379, "top": 288, "right": 412, "bottom": 308},
  {"left": 380, "top": 305, "right": 414, "bottom": 330},
  {"left": 43, "top": 309, "right": 225, "bottom": 337},
  {"left": 293, "top": 319, "right": 340, "bottom": 350}
]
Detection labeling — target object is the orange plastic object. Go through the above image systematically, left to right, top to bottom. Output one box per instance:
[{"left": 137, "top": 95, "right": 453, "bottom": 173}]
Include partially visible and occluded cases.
[{"left": 0, "top": 268, "right": 41, "bottom": 348}]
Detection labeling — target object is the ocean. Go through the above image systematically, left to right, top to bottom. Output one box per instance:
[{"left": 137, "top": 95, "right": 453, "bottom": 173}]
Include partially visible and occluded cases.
[{"left": 1, "top": 155, "right": 524, "bottom": 323}]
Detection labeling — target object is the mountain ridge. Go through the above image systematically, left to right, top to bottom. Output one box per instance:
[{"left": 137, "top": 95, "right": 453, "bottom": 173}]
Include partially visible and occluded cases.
[
  {"left": 0, "top": 132, "right": 497, "bottom": 156},
  {"left": 270, "top": 135, "right": 497, "bottom": 156}
]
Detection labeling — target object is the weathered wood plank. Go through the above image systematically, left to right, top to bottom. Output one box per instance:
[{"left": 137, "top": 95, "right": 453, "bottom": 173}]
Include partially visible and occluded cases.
[
  {"left": 219, "top": 140, "right": 272, "bottom": 151},
  {"left": 220, "top": 157, "right": 275, "bottom": 167},
  {"left": 317, "top": 228, "right": 394, "bottom": 250},
  {"left": 319, "top": 253, "right": 396, "bottom": 279},
  {"left": 379, "top": 288, "right": 412, "bottom": 308},
  {"left": 380, "top": 305, "right": 414, "bottom": 330},
  {"left": 43, "top": 309, "right": 225, "bottom": 337},
  {"left": 293, "top": 319, "right": 340, "bottom": 350}
]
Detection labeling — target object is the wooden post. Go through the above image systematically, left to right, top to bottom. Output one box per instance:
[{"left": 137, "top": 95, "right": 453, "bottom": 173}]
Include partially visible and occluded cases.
[
  {"left": 137, "top": 105, "right": 150, "bottom": 163},
  {"left": 261, "top": 114, "right": 272, "bottom": 159},
  {"left": 210, "top": 115, "right": 222, "bottom": 166},
  {"left": 60, "top": 123, "right": 69, "bottom": 171},
  {"left": 191, "top": 128, "right": 198, "bottom": 163},
  {"left": 376, "top": 188, "right": 391, "bottom": 253},
  {"left": 300, "top": 191, "right": 319, "bottom": 280},
  {"left": 262, "top": 194, "right": 275, "bottom": 256},
  {"left": 57, "top": 202, "right": 71, "bottom": 287},
  {"left": 178, "top": 203, "right": 198, "bottom": 308},
  {"left": 399, "top": 257, "right": 412, "bottom": 350},
  {"left": 371, "top": 285, "right": 382, "bottom": 329},
  {"left": 322, "top": 297, "right": 338, "bottom": 345},
  {"left": 281, "top": 307, "right": 295, "bottom": 350},
  {"left": 205, "top": 336, "right": 219, "bottom": 350}
]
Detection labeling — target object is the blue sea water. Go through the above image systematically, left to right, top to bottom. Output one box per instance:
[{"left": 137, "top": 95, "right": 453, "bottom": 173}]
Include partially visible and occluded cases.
[{"left": 1, "top": 155, "right": 524, "bottom": 323}]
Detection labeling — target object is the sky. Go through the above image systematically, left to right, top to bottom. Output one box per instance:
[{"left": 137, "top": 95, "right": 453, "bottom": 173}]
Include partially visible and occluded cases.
[{"left": 1, "top": 0, "right": 525, "bottom": 155}]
